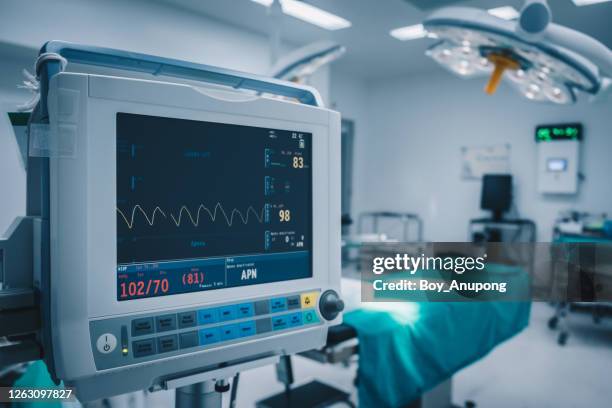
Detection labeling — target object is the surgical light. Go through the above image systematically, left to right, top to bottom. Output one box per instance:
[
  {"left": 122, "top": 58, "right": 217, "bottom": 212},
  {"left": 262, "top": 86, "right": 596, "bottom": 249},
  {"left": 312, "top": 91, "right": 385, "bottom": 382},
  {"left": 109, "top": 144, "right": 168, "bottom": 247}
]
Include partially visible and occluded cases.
[
  {"left": 250, "top": 0, "right": 351, "bottom": 30},
  {"left": 423, "top": 1, "right": 612, "bottom": 104},
  {"left": 487, "top": 6, "right": 520, "bottom": 20}
]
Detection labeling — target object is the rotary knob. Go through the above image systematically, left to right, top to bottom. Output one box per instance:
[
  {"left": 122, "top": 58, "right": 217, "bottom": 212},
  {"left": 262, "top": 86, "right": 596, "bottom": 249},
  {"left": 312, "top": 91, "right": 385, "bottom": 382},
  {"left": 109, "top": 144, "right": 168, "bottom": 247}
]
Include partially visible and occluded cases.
[{"left": 319, "top": 290, "right": 344, "bottom": 321}]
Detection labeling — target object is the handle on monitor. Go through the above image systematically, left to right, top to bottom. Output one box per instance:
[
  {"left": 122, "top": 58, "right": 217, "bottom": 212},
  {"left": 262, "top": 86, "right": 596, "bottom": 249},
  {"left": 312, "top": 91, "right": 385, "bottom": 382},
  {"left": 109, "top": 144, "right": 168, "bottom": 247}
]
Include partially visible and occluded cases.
[{"left": 36, "top": 40, "right": 323, "bottom": 120}]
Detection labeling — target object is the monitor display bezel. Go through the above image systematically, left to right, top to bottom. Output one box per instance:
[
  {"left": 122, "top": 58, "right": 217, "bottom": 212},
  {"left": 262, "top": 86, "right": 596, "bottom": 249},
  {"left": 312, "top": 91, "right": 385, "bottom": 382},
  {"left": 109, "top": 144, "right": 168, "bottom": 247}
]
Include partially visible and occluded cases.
[{"left": 114, "top": 112, "right": 314, "bottom": 301}]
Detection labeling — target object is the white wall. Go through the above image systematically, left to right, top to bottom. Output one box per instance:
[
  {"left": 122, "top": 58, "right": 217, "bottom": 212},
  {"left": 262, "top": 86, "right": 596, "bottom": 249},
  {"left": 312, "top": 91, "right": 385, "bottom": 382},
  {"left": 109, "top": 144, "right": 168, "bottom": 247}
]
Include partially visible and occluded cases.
[
  {"left": 0, "top": 0, "right": 277, "bottom": 76},
  {"left": 0, "top": 0, "right": 330, "bottom": 104},
  {"left": 0, "top": 0, "right": 296, "bottom": 108},
  {"left": 329, "top": 69, "right": 370, "bottom": 232},
  {"left": 338, "top": 71, "right": 612, "bottom": 242}
]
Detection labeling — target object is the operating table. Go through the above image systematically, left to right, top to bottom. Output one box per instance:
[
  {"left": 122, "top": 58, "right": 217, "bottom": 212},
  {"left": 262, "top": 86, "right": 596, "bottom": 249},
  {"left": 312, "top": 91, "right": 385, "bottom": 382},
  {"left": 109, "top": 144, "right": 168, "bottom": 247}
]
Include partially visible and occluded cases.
[{"left": 264, "top": 271, "right": 531, "bottom": 408}]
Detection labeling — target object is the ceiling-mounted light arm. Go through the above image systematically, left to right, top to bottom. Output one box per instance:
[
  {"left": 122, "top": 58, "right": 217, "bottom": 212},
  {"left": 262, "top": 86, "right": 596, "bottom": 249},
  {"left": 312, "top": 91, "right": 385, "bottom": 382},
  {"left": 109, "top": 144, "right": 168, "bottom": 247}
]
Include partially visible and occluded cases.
[
  {"left": 268, "top": 0, "right": 283, "bottom": 66},
  {"left": 515, "top": 0, "right": 551, "bottom": 38},
  {"left": 516, "top": 0, "right": 612, "bottom": 77},
  {"left": 482, "top": 1, "right": 553, "bottom": 95},
  {"left": 543, "top": 25, "right": 612, "bottom": 78},
  {"left": 269, "top": 41, "right": 346, "bottom": 82}
]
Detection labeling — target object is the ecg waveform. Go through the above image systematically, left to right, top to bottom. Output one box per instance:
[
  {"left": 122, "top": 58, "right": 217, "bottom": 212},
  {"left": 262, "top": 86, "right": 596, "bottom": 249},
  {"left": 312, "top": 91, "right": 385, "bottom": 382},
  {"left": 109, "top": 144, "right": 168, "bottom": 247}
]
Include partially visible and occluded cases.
[{"left": 117, "top": 203, "right": 265, "bottom": 229}]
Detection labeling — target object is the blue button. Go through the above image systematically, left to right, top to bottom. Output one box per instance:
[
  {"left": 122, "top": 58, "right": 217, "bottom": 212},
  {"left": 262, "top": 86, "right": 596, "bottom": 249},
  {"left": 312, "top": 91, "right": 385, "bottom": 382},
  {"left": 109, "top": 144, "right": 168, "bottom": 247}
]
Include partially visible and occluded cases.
[
  {"left": 270, "top": 298, "right": 288, "bottom": 313},
  {"left": 236, "top": 303, "right": 254, "bottom": 318},
  {"left": 218, "top": 305, "right": 237, "bottom": 322},
  {"left": 198, "top": 309, "right": 219, "bottom": 325},
  {"left": 287, "top": 312, "right": 303, "bottom": 328},
  {"left": 272, "top": 315, "right": 289, "bottom": 331},
  {"left": 238, "top": 321, "right": 256, "bottom": 337},
  {"left": 219, "top": 324, "right": 239, "bottom": 341},
  {"left": 199, "top": 327, "right": 220, "bottom": 345}
]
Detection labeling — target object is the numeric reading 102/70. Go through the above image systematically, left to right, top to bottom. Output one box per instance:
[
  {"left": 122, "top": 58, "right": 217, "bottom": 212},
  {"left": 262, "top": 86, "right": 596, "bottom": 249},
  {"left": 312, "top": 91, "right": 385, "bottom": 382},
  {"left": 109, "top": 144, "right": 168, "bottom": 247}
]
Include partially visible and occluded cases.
[{"left": 119, "top": 278, "right": 169, "bottom": 299}]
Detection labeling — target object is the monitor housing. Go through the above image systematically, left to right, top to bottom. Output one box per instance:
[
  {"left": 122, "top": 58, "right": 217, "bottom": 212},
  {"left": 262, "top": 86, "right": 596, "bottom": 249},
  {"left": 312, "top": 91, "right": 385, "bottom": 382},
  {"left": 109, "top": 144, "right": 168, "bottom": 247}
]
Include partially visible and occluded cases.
[{"left": 46, "top": 71, "right": 341, "bottom": 401}]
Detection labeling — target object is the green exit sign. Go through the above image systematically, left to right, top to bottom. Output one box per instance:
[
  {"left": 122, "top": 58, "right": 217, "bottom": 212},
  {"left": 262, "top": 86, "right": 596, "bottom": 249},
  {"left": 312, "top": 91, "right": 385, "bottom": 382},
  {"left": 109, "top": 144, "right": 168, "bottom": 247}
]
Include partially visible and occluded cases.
[{"left": 536, "top": 123, "right": 582, "bottom": 142}]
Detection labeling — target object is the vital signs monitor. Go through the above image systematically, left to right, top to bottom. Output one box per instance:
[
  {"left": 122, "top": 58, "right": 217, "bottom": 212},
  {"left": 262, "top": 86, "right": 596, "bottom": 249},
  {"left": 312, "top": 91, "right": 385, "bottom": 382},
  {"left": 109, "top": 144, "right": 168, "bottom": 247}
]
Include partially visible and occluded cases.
[{"left": 21, "top": 41, "right": 343, "bottom": 401}]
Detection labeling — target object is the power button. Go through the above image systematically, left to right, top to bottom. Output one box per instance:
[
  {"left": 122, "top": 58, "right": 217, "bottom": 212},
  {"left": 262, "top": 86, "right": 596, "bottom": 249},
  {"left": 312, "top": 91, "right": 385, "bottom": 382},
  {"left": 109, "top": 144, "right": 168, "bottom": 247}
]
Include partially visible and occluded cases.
[{"left": 96, "top": 333, "right": 117, "bottom": 354}]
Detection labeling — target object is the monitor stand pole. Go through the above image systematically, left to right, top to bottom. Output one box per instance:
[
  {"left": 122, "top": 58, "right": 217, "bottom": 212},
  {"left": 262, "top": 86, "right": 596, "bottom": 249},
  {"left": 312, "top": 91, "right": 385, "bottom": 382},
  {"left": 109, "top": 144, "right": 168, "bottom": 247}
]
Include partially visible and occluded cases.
[
  {"left": 169, "top": 354, "right": 277, "bottom": 408},
  {"left": 175, "top": 380, "right": 226, "bottom": 408}
]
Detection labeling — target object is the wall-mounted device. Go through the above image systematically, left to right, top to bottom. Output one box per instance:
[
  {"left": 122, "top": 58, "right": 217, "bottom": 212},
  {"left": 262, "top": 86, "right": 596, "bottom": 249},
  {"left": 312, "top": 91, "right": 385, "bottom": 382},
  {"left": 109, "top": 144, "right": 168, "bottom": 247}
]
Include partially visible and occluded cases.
[{"left": 536, "top": 123, "right": 582, "bottom": 194}]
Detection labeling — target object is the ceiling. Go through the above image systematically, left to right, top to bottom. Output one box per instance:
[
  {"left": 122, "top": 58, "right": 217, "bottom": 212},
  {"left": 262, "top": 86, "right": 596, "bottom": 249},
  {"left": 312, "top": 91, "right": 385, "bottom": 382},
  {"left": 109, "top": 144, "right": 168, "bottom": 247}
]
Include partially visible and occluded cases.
[{"left": 158, "top": 0, "right": 612, "bottom": 79}]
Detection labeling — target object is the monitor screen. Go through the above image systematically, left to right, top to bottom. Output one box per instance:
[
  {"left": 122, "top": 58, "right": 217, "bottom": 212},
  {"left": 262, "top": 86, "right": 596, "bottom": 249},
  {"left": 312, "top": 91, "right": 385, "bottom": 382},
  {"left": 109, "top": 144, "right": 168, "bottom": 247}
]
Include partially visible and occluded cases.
[
  {"left": 116, "top": 113, "right": 312, "bottom": 301},
  {"left": 547, "top": 158, "right": 567, "bottom": 172},
  {"left": 480, "top": 174, "right": 512, "bottom": 213}
]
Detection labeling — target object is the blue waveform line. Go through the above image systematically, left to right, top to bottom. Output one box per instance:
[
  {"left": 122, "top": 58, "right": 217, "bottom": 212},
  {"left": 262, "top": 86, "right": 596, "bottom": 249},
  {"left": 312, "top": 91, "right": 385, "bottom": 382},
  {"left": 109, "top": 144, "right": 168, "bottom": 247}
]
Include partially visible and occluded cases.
[{"left": 116, "top": 203, "right": 265, "bottom": 229}]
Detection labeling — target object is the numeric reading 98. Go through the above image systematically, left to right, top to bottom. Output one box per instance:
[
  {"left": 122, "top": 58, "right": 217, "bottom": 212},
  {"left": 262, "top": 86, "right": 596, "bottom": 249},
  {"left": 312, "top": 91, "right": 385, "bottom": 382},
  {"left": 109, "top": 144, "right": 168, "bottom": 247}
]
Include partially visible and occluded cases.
[{"left": 279, "top": 209, "right": 291, "bottom": 222}]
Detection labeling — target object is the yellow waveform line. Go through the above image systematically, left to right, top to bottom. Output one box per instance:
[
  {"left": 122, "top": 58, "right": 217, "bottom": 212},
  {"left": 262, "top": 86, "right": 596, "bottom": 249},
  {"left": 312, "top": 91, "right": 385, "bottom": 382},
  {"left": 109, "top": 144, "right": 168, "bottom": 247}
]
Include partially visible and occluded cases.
[
  {"left": 116, "top": 203, "right": 265, "bottom": 230},
  {"left": 116, "top": 205, "right": 167, "bottom": 229}
]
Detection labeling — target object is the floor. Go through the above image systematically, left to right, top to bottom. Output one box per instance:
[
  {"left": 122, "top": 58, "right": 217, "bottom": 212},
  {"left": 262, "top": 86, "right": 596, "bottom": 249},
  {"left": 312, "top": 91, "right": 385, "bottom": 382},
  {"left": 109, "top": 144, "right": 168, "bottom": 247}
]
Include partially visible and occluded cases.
[
  {"left": 143, "top": 302, "right": 612, "bottom": 407},
  {"left": 238, "top": 302, "right": 612, "bottom": 408},
  {"left": 452, "top": 302, "right": 612, "bottom": 408}
]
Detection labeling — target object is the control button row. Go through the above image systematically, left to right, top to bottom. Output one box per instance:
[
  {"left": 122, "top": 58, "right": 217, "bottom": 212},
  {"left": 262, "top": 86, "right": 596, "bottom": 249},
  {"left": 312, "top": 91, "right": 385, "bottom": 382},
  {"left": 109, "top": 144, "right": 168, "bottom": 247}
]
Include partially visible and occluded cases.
[
  {"left": 131, "top": 292, "right": 318, "bottom": 338},
  {"left": 196, "top": 293, "right": 317, "bottom": 327},
  {"left": 198, "top": 302, "right": 255, "bottom": 326},
  {"left": 132, "top": 309, "right": 321, "bottom": 358},
  {"left": 198, "top": 310, "right": 320, "bottom": 347},
  {"left": 271, "top": 310, "right": 319, "bottom": 330},
  {"left": 132, "top": 312, "right": 195, "bottom": 337},
  {"left": 199, "top": 320, "right": 257, "bottom": 345},
  {"left": 133, "top": 331, "right": 196, "bottom": 358},
  {"left": 132, "top": 335, "right": 178, "bottom": 358}
]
